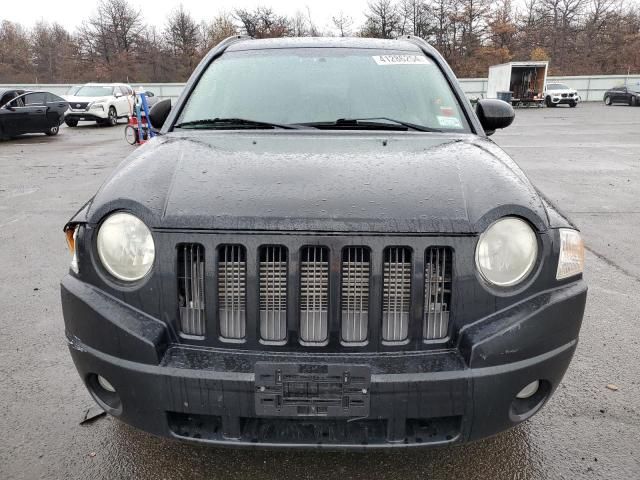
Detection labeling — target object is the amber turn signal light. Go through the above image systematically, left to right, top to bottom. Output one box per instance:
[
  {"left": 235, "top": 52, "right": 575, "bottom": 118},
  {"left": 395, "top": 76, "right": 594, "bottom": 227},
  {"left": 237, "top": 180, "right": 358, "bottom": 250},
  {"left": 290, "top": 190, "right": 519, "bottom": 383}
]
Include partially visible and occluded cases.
[{"left": 65, "top": 226, "right": 76, "bottom": 253}]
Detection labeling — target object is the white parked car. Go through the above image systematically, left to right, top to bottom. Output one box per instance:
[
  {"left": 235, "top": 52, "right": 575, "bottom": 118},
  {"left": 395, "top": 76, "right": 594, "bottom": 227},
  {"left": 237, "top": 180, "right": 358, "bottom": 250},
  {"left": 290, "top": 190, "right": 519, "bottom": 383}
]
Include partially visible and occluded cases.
[
  {"left": 64, "top": 83, "right": 134, "bottom": 127},
  {"left": 544, "top": 83, "right": 580, "bottom": 108}
]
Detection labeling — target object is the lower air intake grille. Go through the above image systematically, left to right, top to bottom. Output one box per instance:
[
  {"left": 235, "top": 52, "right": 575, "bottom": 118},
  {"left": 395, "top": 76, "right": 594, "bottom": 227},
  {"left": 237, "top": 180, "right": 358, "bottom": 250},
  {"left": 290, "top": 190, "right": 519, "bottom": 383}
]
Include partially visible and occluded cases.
[
  {"left": 177, "top": 244, "right": 205, "bottom": 336},
  {"left": 218, "top": 245, "right": 246, "bottom": 340},
  {"left": 259, "top": 246, "right": 288, "bottom": 342},
  {"left": 300, "top": 246, "right": 329, "bottom": 343},
  {"left": 341, "top": 247, "right": 370, "bottom": 343},
  {"left": 382, "top": 247, "right": 411, "bottom": 342},
  {"left": 424, "top": 247, "right": 453, "bottom": 340}
]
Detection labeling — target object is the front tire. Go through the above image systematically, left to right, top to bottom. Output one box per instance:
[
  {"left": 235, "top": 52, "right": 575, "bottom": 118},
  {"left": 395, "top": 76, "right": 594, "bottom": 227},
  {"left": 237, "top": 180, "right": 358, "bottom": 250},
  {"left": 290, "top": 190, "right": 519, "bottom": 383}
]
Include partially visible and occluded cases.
[
  {"left": 545, "top": 96, "right": 552, "bottom": 107},
  {"left": 604, "top": 96, "right": 612, "bottom": 106},
  {"left": 569, "top": 102, "right": 577, "bottom": 108},
  {"left": 104, "top": 107, "right": 118, "bottom": 127},
  {"left": 65, "top": 118, "right": 78, "bottom": 127},
  {"left": 45, "top": 125, "right": 59, "bottom": 136}
]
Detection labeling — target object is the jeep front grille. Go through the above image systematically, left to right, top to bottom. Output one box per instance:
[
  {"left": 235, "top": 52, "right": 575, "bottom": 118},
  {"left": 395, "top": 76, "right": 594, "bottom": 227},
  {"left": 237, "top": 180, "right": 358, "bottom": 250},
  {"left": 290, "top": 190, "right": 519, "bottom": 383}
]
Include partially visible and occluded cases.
[
  {"left": 173, "top": 238, "right": 457, "bottom": 350},
  {"left": 177, "top": 244, "right": 206, "bottom": 336},
  {"left": 218, "top": 245, "right": 246, "bottom": 340},
  {"left": 259, "top": 246, "right": 288, "bottom": 342},
  {"left": 299, "top": 246, "right": 329, "bottom": 343},
  {"left": 341, "top": 247, "right": 370, "bottom": 343},
  {"left": 382, "top": 247, "right": 411, "bottom": 342},
  {"left": 424, "top": 247, "right": 453, "bottom": 340}
]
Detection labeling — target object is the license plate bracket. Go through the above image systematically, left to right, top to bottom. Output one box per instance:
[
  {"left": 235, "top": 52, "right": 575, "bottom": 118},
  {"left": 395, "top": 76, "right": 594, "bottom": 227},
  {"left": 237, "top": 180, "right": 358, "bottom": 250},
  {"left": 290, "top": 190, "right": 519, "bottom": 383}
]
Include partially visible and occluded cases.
[{"left": 255, "top": 363, "right": 370, "bottom": 417}]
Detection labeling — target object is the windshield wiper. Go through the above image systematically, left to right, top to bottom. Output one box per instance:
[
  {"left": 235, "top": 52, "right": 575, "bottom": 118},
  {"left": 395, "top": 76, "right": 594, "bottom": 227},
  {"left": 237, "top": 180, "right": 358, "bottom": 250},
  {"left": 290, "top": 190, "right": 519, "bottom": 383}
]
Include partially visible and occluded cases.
[
  {"left": 174, "top": 117, "right": 303, "bottom": 130},
  {"left": 300, "top": 117, "right": 441, "bottom": 132}
]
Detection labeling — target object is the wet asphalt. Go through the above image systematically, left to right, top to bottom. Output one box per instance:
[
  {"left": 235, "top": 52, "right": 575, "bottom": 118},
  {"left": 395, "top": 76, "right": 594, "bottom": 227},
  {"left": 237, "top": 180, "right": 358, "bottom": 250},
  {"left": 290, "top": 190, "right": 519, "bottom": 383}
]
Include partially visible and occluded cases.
[{"left": 0, "top": 102, "right": 638, "bottom": 479}]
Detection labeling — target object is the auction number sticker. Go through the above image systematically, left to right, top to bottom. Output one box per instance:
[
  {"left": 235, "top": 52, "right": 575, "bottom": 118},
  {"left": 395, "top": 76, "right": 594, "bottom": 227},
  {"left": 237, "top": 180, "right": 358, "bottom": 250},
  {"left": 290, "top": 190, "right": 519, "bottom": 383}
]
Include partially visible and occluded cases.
[
  {"left": 373, "top": 55, "right": 431, "bottom": 65},
  {"left": 437, "top": 116, "right": 463, "bottom": 129}
]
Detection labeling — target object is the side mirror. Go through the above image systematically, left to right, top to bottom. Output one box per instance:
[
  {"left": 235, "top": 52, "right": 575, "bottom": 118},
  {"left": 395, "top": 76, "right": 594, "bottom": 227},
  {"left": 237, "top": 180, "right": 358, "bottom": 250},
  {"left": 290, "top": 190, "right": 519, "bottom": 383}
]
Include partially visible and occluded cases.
[
  {"left": 146, "top": 91, "right": 154, "bottom": 97},
  {"left": 114, "top": 92, "right": 122, "bottom": 98},
  {"left": 149, "top": 99, "right": 171, "bottom": 129},
  {"left": 475, "top": 99, "right": 515, "bottom": 136}
]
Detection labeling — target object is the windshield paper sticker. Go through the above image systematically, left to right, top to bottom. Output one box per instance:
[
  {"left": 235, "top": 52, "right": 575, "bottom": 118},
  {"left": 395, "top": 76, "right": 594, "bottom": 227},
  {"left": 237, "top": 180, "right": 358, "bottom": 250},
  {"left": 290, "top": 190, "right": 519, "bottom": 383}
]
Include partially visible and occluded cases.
[
  {"left": 373, "top": 55, "right": 430, "bottom": 65},
  {"left": 437, "top": 116, "right": 462, "bottom": 128}
]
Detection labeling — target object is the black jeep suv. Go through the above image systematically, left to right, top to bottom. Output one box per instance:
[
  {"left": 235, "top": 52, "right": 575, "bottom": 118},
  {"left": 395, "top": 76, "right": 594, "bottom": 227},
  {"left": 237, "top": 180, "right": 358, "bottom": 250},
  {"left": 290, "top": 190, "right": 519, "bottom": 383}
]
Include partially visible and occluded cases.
[{"left": 61, "top": 36, "right": 587, "bottom": 448}]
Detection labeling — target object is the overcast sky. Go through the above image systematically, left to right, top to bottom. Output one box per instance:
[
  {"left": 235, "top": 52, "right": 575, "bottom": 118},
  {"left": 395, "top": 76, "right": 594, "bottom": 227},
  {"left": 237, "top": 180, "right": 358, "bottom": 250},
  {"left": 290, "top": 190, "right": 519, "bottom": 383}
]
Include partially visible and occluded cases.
[{"left": 1, "top": 0, "right": 368, "bottom": 33}]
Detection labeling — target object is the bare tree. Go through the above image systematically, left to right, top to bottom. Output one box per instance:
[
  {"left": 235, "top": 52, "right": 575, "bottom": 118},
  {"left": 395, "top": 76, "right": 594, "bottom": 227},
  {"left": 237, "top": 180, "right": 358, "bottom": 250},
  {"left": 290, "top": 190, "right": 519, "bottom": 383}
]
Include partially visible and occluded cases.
[
  {"left": 76, "top": 0, "right": 144, "bottom": 79},
  {"left": 361, "top": 0, "right": 401, "bottom": 38},
  {"left": 397, "top": 0, "right": 431, "bottom": 37},
  {"left": 164, "top": 4, "right": 200, "bottom": 79},
  {"left": 234, "top": 7, "right": 291, "bottom": 38},
  {"left": 306, "top": 7, "right": 320, "bottom": 36},
  {"left": 291, "top": 10, "right": 310, "bottom": 36},
  {"left": 332, "top": 12, "right": 354, "bottom": 36},
  {"left": 201, "top": 13, "right": 237, "bottom": 50},
  {"left": 0, "top": 20, "right": 33, "bottom": 82},
  {"left": 31, "top": 22, "right": 79, "bottom": 83}
]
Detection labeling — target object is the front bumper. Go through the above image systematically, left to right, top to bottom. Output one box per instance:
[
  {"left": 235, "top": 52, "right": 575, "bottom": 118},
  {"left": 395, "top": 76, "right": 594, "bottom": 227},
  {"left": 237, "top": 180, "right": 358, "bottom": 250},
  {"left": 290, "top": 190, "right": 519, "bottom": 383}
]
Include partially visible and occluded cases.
[
  {"left": 551, "top": 95, "right": 580, "bottom": 104},
  {"left": 65, "top": 109, "right": 109, "bottom": 121},
  {"left": 61, "top": 275, "right": 587, "bottom": 448}
]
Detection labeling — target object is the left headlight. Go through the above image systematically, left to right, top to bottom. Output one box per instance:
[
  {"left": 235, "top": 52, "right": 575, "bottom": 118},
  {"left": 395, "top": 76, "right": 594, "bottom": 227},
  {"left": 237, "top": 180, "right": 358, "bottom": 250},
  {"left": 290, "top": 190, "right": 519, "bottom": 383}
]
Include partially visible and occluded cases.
[
  {"left": 96, "top": 212, "right": 155, "bottom": 282},
  {"left": 475, "top": 217, "right": 538, "bottom": 287}
]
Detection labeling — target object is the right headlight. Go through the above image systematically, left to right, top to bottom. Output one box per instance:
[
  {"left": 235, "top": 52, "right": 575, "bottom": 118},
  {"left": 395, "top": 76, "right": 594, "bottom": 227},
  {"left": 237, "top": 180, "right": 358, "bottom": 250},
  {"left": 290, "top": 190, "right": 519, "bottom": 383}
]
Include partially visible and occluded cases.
[
  {"left": 96, "top": 212, "right": 155, "bottom": 282},
  {"left": 475, "top": 217, "right": 538, "bottom": 287},
  {"left": 556, "top": 229, "right": 584, "bottom": 280}
]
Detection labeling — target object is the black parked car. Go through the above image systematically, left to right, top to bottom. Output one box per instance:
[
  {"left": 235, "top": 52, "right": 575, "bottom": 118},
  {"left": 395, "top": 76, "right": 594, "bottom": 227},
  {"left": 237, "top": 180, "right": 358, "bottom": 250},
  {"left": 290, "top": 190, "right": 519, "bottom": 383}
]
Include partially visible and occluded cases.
[
  {"left": 61, "top": 36, "right": 587, "bottom": 448},
  {"left": 603, "top": 86, "right": 640, "bottom": 106},
  {"left": 0, "top": 89, "right": 68, "bottom": 138}
]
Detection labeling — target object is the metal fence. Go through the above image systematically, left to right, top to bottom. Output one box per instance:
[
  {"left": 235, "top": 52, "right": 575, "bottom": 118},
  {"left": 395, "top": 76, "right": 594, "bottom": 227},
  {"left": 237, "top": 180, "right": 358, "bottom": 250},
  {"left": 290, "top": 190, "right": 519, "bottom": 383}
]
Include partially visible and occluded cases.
[{"left": 3, "top": 74, "right": 640, "bottom": 102}]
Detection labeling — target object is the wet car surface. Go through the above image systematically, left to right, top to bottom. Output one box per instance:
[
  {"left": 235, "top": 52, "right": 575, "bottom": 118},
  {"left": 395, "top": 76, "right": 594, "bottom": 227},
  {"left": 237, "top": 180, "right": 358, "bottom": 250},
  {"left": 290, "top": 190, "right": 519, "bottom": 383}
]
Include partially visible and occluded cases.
[{"left": 1, "top": 103, "right": 639, "bottom": 478}]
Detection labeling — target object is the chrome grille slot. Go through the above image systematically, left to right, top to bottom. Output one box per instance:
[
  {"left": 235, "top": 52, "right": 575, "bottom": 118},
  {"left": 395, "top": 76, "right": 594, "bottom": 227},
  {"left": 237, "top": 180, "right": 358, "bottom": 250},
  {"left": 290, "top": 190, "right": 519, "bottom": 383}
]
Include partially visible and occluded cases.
[
  {"left": 177, "top": 244, "right": 205, "bottom": 336},
  {"left": 218, "top": 245, "right": 246, "bottom": 340},
  {"left": 259, "top": 246, "right": 288, "bottom": 342},
  {"left": 300, "top": 246, "right": 329, "bottom": 343},
  {"left": 341, "top": 247, "right": 370, "bottom": 343},
  {"left": 382, "top": 247, "right": 411, "bottom": 342},
  {"left": 424, "top": 247, "right": 453, "bottom": 340}
]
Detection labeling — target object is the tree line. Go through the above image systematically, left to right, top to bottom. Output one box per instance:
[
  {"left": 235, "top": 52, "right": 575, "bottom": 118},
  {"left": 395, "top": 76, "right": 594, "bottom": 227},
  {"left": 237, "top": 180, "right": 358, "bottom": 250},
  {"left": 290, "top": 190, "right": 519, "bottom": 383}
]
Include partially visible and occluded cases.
[{"left": 1, "top": 0, "right": 640, "bottom": 84}]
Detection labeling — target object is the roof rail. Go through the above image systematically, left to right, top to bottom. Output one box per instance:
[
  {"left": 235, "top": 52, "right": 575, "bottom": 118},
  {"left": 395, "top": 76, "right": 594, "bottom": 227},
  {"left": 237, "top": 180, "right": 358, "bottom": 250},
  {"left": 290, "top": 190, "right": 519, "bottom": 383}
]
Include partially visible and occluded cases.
[{"left": 396, "top": 35, "right": 432, "bottom": 49}]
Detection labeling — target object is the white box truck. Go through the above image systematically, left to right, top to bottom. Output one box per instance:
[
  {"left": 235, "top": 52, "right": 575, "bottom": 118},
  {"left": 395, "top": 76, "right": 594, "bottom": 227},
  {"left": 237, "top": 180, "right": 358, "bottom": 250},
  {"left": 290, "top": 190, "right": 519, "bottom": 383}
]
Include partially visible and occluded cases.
[{"left": 487, "top": 61, "right": 548, "bottom": 106}]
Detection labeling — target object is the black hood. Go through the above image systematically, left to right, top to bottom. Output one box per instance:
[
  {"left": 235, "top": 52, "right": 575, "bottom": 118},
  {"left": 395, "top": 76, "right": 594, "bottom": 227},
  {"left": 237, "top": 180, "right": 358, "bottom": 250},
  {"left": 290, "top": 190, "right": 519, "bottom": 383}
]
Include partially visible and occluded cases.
[{"left": 86, "top": 131, "right": 549, "bottom": 234}]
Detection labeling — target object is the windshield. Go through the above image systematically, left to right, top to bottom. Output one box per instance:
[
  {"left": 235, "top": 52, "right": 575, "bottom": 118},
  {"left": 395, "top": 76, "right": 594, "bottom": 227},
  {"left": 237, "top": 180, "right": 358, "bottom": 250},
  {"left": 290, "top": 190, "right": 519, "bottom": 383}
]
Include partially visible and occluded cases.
[
  {"left": 176, "top": 48, "right": 469, "bottom": 132},
  {"left": 548, "top": 84, "right": 569, "bottom": 90},
  {"left": 75, "top": 86, "right": 114, "bottom": 97}
]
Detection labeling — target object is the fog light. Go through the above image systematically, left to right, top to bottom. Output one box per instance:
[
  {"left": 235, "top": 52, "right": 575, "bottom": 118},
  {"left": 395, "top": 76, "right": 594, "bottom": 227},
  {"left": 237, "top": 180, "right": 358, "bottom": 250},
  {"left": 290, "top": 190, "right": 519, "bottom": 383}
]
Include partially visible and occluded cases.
[
  {"left": 87, "top": 373, "right": 122, "bottom": 416},
  {"left": 97, "top": 375, "right": 116, "bottom": 393},
  {"left": 516, "top": 380, "right": 540, "bottom": 399}
]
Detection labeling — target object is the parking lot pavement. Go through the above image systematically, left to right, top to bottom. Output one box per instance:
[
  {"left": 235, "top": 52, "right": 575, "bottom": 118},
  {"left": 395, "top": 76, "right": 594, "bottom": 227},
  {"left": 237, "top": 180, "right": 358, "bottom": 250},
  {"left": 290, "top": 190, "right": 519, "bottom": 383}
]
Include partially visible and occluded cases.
[{"left": 1, "top": 104, "right": 639, "bottom": 480}]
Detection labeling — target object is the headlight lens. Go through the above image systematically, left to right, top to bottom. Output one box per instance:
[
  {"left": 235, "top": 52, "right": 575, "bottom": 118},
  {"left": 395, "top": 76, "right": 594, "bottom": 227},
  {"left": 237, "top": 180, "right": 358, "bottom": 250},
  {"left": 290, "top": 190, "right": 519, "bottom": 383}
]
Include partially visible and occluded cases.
[
  {"left": 90, "top": 103, "right": 105, "bottom": 110},
  {"left": 97, "top": 212, "right": 155, "bottom": 281},
  {"left": 476, "top": 217, "right": 538, "bottom": 287},
  {"left": 556, "top": 229, "right": 584, "bottom": 280}
]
